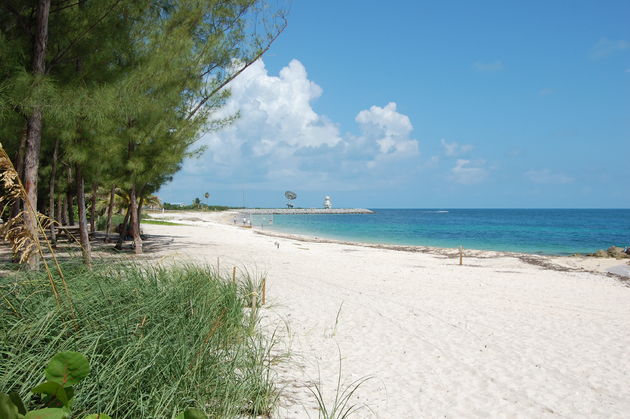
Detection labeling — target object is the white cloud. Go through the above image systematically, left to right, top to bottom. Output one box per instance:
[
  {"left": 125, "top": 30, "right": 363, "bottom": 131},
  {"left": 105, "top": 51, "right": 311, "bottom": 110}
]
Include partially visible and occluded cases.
[
  {"left": 590, "top": 38, "right": 629, "bottom": 59},
  {"left": 183, "top": 59, "right": 419, "bottom": 189},
  {"left": 473, "top": 59, "right": 504, "bottom": 72},
  {"left": 355, "top": 102, "right": 419, "bottom": 157},
  {"left": 440, "top": 138, "right": 473, "bottom": 157},
  {"left": 450, "top": 159, "right": 487, "bottom": 184},
  {"left": 524, "top": 169, "right": 573, "bottom": 184}
]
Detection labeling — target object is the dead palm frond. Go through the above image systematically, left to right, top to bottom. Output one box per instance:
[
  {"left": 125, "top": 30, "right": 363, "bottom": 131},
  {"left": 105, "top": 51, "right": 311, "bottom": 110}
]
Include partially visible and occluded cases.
[{"left": 0, "top": 142, "right": 74, "bottom": 314}]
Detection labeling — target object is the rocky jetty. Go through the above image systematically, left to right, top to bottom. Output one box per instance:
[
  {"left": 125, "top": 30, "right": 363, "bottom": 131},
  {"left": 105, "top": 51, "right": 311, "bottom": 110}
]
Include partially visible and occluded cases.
[{"left": 238, "top": 208, "right": 374, "bottom": 215}]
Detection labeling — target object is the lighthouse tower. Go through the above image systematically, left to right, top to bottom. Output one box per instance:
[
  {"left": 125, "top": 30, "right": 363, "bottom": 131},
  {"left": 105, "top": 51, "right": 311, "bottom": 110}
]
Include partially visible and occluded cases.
[{"left": 323, "top": 196, "right": 332, "bottom": 209}]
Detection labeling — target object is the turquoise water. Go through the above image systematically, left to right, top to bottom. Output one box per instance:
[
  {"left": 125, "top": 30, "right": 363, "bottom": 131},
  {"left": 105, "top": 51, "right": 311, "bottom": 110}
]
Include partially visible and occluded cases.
[{"left": 258, "top": 209, "right": 630, "bottom": 255}]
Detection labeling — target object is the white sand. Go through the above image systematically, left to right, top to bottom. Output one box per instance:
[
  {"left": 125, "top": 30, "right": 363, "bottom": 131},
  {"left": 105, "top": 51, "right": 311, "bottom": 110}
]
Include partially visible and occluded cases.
[{"left": 142, "top": 211, "right": 630, "bottom": 418}]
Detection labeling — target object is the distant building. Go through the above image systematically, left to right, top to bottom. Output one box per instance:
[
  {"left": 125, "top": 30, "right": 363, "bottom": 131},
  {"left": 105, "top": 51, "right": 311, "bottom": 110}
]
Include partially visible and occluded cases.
[{"left": 323, "top": 196, "right": 332, "bottom": 209}]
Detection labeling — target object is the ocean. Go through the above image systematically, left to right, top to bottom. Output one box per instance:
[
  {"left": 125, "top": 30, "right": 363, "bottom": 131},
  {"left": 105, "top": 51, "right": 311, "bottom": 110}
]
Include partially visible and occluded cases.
[{"left": 258, "top": 209, "right": 630, "bottom": 255}]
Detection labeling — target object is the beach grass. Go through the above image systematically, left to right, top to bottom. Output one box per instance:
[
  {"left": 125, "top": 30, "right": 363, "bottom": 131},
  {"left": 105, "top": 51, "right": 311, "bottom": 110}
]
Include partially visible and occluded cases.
[
  {"left": 140, "top": 219, "right": 184, "bottom": 226},
  {"left": 0, "top": 261, "right": 279, "bottom": 417}
]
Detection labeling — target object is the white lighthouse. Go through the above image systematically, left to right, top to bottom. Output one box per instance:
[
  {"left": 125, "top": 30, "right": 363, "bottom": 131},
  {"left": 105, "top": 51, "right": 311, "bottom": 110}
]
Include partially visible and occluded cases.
[{"left": 323, "top": 196, "right": 332, "bottom": 209}]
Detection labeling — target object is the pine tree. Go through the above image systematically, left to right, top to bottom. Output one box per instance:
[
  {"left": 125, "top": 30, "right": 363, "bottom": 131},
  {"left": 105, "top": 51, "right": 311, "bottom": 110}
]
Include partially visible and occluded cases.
[{"left": 1, "top": 0, "right": 287, "bottom": 263}]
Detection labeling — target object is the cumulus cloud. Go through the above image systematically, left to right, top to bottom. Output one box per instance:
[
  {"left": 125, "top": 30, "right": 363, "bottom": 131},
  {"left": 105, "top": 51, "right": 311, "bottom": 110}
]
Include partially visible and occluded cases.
[
  {"left": 590, "top": 38, "right": 629, "bottom": 59},
  {"left": 183, "top": 59, "right": 419, "bottom": 189},
  {"left": 473, "top": 59, "right": 504, "bottom": 72},
  {"left": 355, "top": 102, "right": 419, "bottom": 159},
  {"left": 440, "top": 138, "right": 473, "bottom": 157},
  {"left": 450, "top": 159, "right": 487, "bottom": 184},
  {"left": 524, "top": 169, "right": 573, "bottom": 184}
]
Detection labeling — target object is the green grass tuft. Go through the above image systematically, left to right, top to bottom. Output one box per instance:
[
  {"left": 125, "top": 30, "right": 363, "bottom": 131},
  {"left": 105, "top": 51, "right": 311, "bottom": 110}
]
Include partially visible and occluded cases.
[
  {"left": 140, "top": 219, "right": 184, "bottom": 226},
  {"left": 0, "top": 262, "right": 279, "bottom": 418}
]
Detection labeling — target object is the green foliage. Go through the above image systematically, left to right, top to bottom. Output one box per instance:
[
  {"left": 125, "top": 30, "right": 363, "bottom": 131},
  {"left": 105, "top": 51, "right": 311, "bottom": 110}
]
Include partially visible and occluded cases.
[
  {"left": 1, "top": 0, "right": 288, "bottom": 259},
  {"left": 162, "top": 202, "right": 236, "bottom": 211},
  {"left": 95, "top": 214, "right": 124, "bottom": 231},
  {"left": 140, "top": 219, "right": 183, "bottom": 226},
  {"left": 0, "top": 262, "right": 280, "bottom": 417},
  {"left": 1, "top": 351, "right": 95, "bottom": 419},
  {"left": 1, "top": 351, "right": 206, "bottom": 419},
  {"left": 45, "top": 352, "right": 90, "bottom": 387},
  {"left": 0, "top": 392, "right": 21, "bottom": 419},
  {"left": 23, "top": 407, "right": 68, "bottom": 419},
  {"left": 175, "top": 408, "right": 208, "bottom": 419}
]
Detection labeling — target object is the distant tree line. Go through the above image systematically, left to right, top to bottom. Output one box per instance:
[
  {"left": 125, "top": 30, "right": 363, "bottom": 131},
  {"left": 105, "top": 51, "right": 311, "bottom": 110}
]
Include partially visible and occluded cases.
[
  {"left": 0, "top": 0, "right": 286, "bottom": 267},
  {"left": 162, "top": 201, "right": 237, "bottom": 211}
]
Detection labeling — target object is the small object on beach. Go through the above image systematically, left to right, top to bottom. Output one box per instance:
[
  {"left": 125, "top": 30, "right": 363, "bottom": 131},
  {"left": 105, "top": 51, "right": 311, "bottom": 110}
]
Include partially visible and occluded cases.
[
  {"left": 274, "top": 241, "right": 279, "bottom": 249},
  {"left": 459, "top": 246, "right": 463, "bottom": 265}
]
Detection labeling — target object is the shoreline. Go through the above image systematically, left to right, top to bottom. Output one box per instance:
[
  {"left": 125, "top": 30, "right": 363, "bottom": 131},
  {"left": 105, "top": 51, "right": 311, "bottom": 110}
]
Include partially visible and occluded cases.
[{"left": 146, "top": 210, "right": 630, "bottom": 280}]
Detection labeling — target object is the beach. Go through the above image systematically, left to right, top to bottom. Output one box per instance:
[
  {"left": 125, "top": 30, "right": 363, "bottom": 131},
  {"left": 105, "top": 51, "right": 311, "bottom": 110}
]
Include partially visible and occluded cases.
[{"left": 143, "top": 211, "right": 630, "bottom": 417}]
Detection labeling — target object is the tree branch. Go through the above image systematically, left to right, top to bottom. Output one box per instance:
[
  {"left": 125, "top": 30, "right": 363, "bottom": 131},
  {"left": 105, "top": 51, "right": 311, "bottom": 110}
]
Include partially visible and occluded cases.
[
  {"left": 50, "top": 1, "right": 81, "bottom": 13},
  {"left": 186, "top": 18, "right": 287, "bottom": 120}
]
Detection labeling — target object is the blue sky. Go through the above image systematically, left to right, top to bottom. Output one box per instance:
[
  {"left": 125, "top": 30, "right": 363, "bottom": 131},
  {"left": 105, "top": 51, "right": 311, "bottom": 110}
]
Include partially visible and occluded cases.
[{"left": 159, "top": 0, "right": 630, "bottom": 208}]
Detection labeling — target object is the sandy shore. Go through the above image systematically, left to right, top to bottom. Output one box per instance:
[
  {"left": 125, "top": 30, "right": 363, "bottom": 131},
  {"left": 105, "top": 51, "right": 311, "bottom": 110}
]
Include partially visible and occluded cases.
[{"left": 142, "top": 211, "right": 630, "bottom": 417}]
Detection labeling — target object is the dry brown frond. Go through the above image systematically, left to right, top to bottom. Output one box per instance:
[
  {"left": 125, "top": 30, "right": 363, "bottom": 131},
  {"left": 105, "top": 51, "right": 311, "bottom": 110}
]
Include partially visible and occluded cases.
[{"left": 0, "top": 142, "right": 75, "bottom": 316}]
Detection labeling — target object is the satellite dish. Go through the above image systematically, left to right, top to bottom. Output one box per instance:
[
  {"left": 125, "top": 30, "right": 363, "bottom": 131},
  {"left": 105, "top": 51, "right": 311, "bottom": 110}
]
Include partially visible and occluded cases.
[{"left": 284, "top": 190, "right": 297, "bottom": 208}]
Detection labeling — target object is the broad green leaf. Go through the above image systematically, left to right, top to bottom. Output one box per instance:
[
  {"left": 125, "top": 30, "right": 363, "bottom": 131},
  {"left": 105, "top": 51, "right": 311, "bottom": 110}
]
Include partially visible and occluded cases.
[
  {"left": 45, "top": 352, "right": 90, "bottom": 387},
  {"left": 31, "top": 382, "right": 71, "bottom": 405},
  {"left": 32, "top": 382, "right": 61, "bottom": 396},
  {"left": 9, "top": 391, "right": 27, "bottom": 415},
  {"left": 0, "top": 392, "right": 20, "bottom": 419},
  {"left": 24, "top": 408, "right": 69, "bottom": 419},
  {"left": 83, "top": 414, "right": 112, "bottom": 419}
]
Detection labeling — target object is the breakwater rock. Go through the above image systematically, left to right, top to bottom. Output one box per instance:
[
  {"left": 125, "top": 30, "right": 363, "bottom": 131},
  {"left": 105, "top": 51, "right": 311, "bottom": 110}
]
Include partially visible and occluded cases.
[{"left": 238, "top": 208, "right": 374, "bottom": 215}]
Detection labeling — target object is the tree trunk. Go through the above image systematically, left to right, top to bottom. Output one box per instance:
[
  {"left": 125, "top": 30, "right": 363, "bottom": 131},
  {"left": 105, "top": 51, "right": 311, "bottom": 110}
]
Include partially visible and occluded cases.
[
  {"left": 22, "top": 0, "right": 51, "bottom": 269},
  {"left": 23, "top": 110, "right": 44, "bottom": 269},
  {"left": 10, "top": 127, "right": 27, "bottom": 220},
  {"left": 48, "top": 139, "right": 59, "bottom": 246},
  {"left": 75, "top": 165, "right": 92, "bottom": 267},
  {"left": 66, "top": 166, "right": 75, "bottom": 225},
  {"left": 89, "top": 182, "right": 97, "bottom": 232},
  {"left": 129, "top": 185, "right": 142, "bottom": 254},
  {"left": 104, "top": 186, "right": 115, "bottom": 242},
  {"left": 60, "top": 192, "right": 67, "bottom": 225},
  {"left": 56, "top": 194, "right": 64, "bottom": 226},
  {"left": 137, "top": 195, "right": 144, "bottom": 225},
  {"left": 115, "top": 203, "right": 131, "bottom": 250}
]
